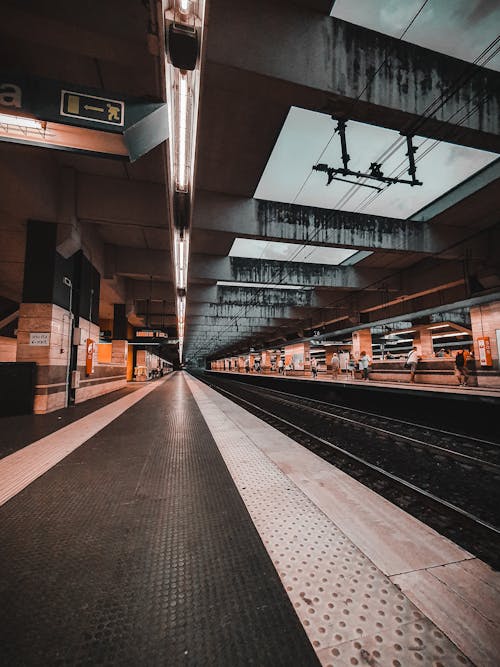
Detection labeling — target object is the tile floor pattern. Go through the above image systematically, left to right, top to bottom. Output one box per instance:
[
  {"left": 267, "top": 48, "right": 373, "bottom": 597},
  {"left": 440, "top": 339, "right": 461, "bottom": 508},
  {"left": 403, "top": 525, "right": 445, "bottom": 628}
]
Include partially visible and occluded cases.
[{"left": 187, "top": 376, "right": 473, "bottom": 666}]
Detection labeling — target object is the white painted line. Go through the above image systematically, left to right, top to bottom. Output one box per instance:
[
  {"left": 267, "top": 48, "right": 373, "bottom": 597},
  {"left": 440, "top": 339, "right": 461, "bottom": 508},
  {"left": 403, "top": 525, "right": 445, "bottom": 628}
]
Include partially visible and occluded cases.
[{"left": 0, "top": 377, "right": 169, "bottom": 506}]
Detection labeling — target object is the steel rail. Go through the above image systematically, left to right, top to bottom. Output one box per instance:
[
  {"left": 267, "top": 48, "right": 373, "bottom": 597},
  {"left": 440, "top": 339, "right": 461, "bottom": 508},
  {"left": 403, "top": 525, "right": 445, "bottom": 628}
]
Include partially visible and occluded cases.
[
  {"left": 200, "top": 376, "right": 500, "bottom": 537},
  {"left": 239, "top": 380, "right": 500, "bottom": 449},
  {"left": 235, "top": 385, "right": 500, "bottom": 471}
]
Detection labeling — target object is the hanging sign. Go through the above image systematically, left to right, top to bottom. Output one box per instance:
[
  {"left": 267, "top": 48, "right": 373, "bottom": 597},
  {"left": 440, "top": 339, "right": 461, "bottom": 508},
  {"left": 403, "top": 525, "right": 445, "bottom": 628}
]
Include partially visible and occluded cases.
[
  {"left": 60, "top": 90, "right": 124, "bottom": 126},
  {"left": 477, "top": 337, "right": 492, "bottom": 366},
  {"left": 86, "top": 338, "right": 95, "bottom": 375}
]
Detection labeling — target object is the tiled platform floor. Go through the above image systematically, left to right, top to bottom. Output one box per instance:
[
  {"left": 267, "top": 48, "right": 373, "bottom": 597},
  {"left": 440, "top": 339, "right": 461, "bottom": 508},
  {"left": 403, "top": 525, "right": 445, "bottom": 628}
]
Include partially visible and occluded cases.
[
  {"left": 1, "top": 371, "right": 499, "bottom": 666},
  {"left": 0, "top": 373, "right": 318, "bottom": 666}
]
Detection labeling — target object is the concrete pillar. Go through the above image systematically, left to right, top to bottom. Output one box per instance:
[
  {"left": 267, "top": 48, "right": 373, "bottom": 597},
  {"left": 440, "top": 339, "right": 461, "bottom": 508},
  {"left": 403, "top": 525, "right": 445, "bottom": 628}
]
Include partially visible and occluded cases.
[
  {"left": 471, "top": 301, "right": 500, "bottom": 372},
  {"left": 16, "top": 302, "right": 71, "bottom": 413},
  {"left": 113, "top": 304, "right": 128, "bottom": 341},
  {"left": 413, "top": 326, "right": 433, "bottom": 358},
  {"left": 352, "top": 329, "right": 372, "bottom": 360},
  {"left": 284, "top": 342, "right": 310, "bottom": 374},
  {"left": 325, "top": 349, "right": 333, "bottom": 371},
  {"left": 261, "top": 350, "right": 271, "bottom": 373}
]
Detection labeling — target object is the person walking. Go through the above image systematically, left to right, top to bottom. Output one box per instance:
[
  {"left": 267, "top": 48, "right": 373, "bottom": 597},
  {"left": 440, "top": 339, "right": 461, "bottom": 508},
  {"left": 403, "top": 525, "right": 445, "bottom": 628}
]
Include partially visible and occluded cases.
[
  {"left": 405, "top": 346, "right": 419, "bottom": 383},
  {"left": 455, "top": 350, "right": 469, "bottom": 387},
  {"left": 358, "top": 351, "right": 371, "bottom": 381},
  {"left": 331, "top": 352, "right": 340, "bottom": 380},
  {"left": 278, "top": 357, "right": 284, "bottom": 375},
  {"left": 311, "top": 357, "right": 318, "bottom": 378}
]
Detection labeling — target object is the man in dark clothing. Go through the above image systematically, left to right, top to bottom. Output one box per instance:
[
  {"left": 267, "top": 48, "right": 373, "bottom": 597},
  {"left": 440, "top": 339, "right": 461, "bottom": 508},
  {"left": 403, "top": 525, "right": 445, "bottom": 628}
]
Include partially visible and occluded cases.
[{"left": 455, "top": 350, "right": 469, "bottom": 387}]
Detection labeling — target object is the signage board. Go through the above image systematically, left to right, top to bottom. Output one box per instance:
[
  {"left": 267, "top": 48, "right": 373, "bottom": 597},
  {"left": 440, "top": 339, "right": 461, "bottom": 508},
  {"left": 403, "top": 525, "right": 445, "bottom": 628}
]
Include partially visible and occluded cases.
[
  {"left": 60, "top": 90, "right": 124, "bottom": 126},
  {"left": 136, "top": 330, "right": 168, "bottom": 338},
  {"left": 29, "top": 332, "right": 50, "bottom": 346},
  {"left": 477, "top": 336, "right": 492, "bottom": 366},
  {"left": 86, "top": 338, "right": 95, "bottom": 375}
]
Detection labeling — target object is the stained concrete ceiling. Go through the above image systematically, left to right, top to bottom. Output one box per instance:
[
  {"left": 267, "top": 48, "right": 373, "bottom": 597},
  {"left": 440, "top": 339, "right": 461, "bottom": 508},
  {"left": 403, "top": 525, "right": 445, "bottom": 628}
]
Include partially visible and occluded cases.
[{"left": 0, "top": 0, "right": 499, "bottom": 365}]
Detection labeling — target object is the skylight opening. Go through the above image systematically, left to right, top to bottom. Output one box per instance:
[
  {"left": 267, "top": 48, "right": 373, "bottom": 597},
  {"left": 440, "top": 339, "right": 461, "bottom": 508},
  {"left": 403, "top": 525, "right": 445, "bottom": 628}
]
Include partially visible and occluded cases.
[
  {"left": 330, "top": 0, "right": 500, "bottom": 71},
  {"left": 254, "top": 107, "right": 497, "bottom": 218},
  {"left": 228, "top": 238, "right": 359, "bottom": 265},
  {"left": 216, "top": 281, "right": 313, "bottom": 291}
]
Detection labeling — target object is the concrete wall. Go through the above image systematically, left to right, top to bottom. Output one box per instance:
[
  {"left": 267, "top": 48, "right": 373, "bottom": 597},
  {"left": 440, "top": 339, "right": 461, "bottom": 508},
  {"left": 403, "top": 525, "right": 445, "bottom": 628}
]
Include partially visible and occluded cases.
[
  {"left": 74, "top": 318, "right": 127, "bottom": 403},
  {"left": 0, "top": 336, "right": 16, "bottom": 362}
]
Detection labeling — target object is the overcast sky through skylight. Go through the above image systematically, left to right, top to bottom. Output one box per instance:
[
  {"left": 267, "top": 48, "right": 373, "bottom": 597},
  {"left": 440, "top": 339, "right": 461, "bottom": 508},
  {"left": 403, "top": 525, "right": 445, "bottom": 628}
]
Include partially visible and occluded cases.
[
  {"left": 331, "top": 0, "right": 500, "bottom": 71},
  {"left": 254, "top": 107, "right": 497, "bottom": 218},
  {"left": 229, "top": 238, "right": 358, "bottom": 264}
]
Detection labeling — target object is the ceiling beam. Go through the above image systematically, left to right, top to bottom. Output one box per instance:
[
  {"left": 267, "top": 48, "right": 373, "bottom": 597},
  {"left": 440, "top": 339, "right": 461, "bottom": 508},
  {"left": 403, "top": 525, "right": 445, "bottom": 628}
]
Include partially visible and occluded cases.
[
  {"left": 206, "top": 0, "right": 500, "bottom": 151},
  {"left": 194, "top": 191, "right": 450, "bottom": 254},
  {"left": 189, "top": 254, "right": 392, "bottom": 288}
]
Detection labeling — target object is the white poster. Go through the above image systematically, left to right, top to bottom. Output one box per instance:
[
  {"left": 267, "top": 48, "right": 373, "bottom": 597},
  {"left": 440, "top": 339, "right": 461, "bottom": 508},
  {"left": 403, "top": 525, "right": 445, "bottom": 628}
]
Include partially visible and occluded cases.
[{"left": 29, "top": 332, "right": 50, "bottom": 346}]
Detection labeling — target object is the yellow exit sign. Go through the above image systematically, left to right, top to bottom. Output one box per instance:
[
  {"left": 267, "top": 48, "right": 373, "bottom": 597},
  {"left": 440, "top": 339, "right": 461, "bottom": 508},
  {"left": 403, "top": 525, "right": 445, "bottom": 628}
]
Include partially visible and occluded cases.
[{"left": 60, "top": 90, "right": 124, "bottom": 126}]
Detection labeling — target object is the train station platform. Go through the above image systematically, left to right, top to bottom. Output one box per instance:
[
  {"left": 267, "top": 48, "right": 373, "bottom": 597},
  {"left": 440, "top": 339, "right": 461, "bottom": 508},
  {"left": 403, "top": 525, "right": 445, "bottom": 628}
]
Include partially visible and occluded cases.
[
  {"left": 208, "top": 370, "right": 500, "bottom": 403},
  {"left": 1, "top": 372, "right": 499, "bottom": 666}
]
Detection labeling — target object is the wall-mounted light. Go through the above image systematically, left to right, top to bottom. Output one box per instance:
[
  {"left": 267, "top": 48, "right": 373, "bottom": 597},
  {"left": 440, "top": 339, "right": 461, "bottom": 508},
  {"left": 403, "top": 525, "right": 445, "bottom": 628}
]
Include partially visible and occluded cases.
[
  {"left": 0, "top": 112, "right": 44, "bottom": 130},
  {"left": 431, "top": 332, "right": 469, "bottom": 339}
]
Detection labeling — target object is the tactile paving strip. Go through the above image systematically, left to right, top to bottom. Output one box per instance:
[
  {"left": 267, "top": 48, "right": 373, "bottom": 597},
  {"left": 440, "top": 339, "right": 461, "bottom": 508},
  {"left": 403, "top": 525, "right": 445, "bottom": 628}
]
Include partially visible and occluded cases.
[{"left": 187, "top": 377, "right": 472, "bottom": 666}]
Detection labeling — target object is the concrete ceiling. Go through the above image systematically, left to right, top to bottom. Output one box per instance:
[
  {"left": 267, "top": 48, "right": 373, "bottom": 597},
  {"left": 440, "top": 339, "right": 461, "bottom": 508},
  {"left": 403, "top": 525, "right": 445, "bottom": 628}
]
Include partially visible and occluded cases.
[
  {"left": 0, "top": 0, "right": 499, "bottom": 365},
  {"left": 0, "top": 0, "right": 178, "bottom": 358},
  {"left": 185, "top": 0, "right": 500, "bottom": 361}
]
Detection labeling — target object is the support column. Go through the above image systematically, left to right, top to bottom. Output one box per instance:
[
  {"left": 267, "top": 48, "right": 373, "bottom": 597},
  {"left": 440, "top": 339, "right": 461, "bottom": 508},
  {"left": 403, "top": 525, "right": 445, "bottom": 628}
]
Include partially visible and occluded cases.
[
  {"left": 16, "top": 221, "right": 74, "bottom": 413},
  {"left": 470, "top": 302, "right": 500, "bottom": 387},
  {"left": 16, "top": 303, "right": 71, "bottom": 414},
  {"left": 413, "top": 326, "right": 433, "bottom": 358},
  {"left": 352, "top": 329, "right": 373, "bottom": 360},
  {"left": 284, "top": 342, "right": 310, "bottom": 374},
  {"left": 325, "top": 349, "right": 334, "bottom": 371},
  {"left": 261, "top": 350, "right": 271, "bottom": 373}
]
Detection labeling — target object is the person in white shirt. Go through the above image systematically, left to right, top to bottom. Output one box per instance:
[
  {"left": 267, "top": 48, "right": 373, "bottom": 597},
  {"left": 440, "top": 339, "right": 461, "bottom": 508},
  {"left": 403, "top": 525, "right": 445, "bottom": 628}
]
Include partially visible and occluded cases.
[
  {"left": 406, "top": 346, "right": 419, "bottom": 383},
  {"left": 358, "top": 351, "right": 371, "bottom": 380}
]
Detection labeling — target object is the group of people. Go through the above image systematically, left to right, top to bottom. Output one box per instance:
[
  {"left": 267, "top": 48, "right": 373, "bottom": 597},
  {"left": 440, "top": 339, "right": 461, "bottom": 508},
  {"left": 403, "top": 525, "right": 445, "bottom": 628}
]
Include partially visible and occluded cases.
[
  {"left": 241, "top": 346, "right": 474, "bottom": 387},
  {"left": 405, "top": 346, "right": 474, "bottom": 386},
  {"left": 310, "top": 351, "right": 371, "bottom": 380}
]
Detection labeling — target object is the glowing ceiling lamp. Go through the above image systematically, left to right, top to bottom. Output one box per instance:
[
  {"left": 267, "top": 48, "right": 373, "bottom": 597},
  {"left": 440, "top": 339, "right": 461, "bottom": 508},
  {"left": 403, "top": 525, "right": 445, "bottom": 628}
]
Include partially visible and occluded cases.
[
  {"left": 165, "top": 0, "right": 206, "bottom": 362},
  {"left": 0, "top": 113, "right": 43, "bottom": 130}
]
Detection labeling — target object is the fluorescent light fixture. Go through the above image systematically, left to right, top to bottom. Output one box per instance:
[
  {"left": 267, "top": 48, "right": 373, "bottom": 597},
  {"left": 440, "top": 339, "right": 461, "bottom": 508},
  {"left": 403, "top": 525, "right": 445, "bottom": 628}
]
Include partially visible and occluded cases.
[
  {"left": 175, "top": 71, "right": 190, "bottom": 192},
  {"left": 0, "top": 113, "right": 43, "bottom": 129},
  {"left": 173, "top": 229, "right": 190, "bottom": 290},
  {"left": 229, "top": 238, "right": 358, "bottom": 265},
  {"left": 216, "top": 280, "right": 312, "bottom": 290},
  {"left": 427, "top": 324, "right": 450, "bottom": 330},
  {"left": 383, "top": 329, "right": 416, "bottom": 338},
  {"left": 431, "top": 332, "right": 469, "bottom": 339}
]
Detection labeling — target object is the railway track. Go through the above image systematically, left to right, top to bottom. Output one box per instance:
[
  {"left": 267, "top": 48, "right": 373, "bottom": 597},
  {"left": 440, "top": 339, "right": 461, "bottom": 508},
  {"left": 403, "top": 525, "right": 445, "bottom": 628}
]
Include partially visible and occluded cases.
[{"left": 196, "top": 372, "right": 500, "bottom": 569}]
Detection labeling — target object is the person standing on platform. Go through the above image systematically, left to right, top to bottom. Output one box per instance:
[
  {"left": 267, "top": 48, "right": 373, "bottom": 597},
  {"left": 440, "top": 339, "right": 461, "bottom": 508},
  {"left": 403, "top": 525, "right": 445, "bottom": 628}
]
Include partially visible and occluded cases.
[
  {"left": 405, "top": 346, "right": 419, "bottom": 383},
  {"left": 455, "top": 350, "right": 469, "bottom": 387},
  {"left": 358, "top": 351, "right": 371, "bottom": 381},
  {"left": 331, "top": 352, "right": 340, "bottom": 380},
  {"left": 278, "top": 357, "right": 284, "bottom": 374},
  {"left": 311, "top": 357, "right": 318, "bottom": 378},
  {"left": 245, "top": 358, "right": 250, "bottom": 373}
]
